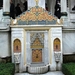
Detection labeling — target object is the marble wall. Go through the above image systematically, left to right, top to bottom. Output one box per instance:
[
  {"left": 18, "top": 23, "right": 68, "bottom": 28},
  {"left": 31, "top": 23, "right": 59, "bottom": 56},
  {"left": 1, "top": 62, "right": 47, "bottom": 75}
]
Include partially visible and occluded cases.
[
  {"left": 3, "top": 0, "right": 10, "bottom": 13},
  {"left": 0, "top": 9, "right": 3, "bottom": 21},
  {"left": 11, "top": 26, "right": 75, "bottom": 72},
  {"left": 50, "top": 27, "right": 62, "bottom": 71},
  {"left": 11, "top": 28, "right": 24, "bottom": 72},
  {"left": 62, "top": 30, "right": 75, "bottom": 54},
  {"left": 26, "top": 31, "right": 49, "bottom": 65},
  {"left": 0, "top": 32, "right": 11, "bottom": 57}
]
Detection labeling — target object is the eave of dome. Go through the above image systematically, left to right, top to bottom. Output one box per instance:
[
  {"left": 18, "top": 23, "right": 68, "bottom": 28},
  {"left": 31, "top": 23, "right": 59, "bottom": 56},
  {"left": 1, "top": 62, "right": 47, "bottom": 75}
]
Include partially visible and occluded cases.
[{"left": 11, "top": 6, "right": 63, "bottom": 25}]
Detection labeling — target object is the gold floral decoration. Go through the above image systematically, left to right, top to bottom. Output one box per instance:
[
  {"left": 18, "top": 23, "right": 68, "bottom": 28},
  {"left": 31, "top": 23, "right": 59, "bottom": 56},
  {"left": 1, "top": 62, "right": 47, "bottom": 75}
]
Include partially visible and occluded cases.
[{"left": 16, "top": 6, "right": 57, "bottom": 22}]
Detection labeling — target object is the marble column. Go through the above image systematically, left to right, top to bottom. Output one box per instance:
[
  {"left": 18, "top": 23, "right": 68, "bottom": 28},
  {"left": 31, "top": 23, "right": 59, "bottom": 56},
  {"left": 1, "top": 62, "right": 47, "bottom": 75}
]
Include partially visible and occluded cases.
[
  {"left": 3, "top": 0, "right": 10, "bottom": 16},
  {"left": 28, "top": 0, "right": 45, "bottom": 9},
  {"left": 47, "top": 0, "right": 56, "bottom": 15},
  {"left": 51, "top": 0, "right": 56, "bottom": 15},
  {"left": 61, "top": 0, "right": 67, "bottom": 12},
  {"left": 61, "top": 0, "right": 68, "bottom": 25},
  {"left": 70, "top": 0, "right": 75, "bottom": 10},
  {"left": 44, "top": 31, "right": 49, "bottom": 65},
  {"left": 26, "top": 32, "right": 31, "bottom": 65}
]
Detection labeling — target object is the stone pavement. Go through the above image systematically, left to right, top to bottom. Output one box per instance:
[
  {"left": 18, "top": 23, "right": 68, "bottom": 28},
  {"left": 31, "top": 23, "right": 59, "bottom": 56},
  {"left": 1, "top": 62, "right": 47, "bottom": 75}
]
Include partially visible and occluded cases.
[{"left": 15, "top": 71, "right": 64, "bottom": 75}]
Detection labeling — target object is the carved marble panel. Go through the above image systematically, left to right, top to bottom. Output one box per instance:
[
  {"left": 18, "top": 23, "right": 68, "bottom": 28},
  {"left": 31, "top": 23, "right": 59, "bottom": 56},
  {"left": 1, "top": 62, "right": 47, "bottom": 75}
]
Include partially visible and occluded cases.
[
  {"left": 30, "top": 32, "right": 44, "bottom": 49},
  {"left": 30, "top": 32, "right": 44, "bottom": 63},
  {"left": 32, "top": 49, "right": 42, "bottom": 62},
  {"left": 54, "top": 52, "right": 61, "bottom": 62},
  {"left": 14, "top": 53, "right": 21, "bottom": 63}
]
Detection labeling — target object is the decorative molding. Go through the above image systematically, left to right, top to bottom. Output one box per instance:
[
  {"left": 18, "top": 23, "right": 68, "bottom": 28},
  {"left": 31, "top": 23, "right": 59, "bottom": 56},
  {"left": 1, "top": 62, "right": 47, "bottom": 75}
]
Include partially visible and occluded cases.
[
  {"left": 35, "top": 0, "right": 39, "bottom": 6},
  {"left": 11, "top": 6, "right": 58, "bottom": 25},
  {"left": 18, "top": 7, "right": 56, "bottom": 21},
  {"left": 30, "top": 32, "right": 44, "bottom": 48},
  {"left": 32, "top": 49, "right": 42, "bottom": 62},
  {"left": 54, "top": 51, "right": 61, "bottom": 62},
  {"left": 14, "top": 53, "right": 21, "bottom": 63}
]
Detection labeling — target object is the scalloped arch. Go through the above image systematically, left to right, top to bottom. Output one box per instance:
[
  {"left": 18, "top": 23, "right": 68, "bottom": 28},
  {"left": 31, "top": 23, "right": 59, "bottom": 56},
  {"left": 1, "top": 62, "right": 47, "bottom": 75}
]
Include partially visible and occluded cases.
[
  {"left": 54, "top": 38, "right": 61, "bottom": 51},
  {"left": 13, "top": 39, "right": 21, "bottom": 53}
]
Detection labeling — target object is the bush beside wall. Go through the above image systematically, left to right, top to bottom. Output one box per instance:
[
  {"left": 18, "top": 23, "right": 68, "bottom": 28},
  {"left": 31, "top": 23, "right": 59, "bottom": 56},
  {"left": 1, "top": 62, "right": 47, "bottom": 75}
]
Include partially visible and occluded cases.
[
  {"left": 0, "top": 63, "right": 15, "bottom": 75},
  {"left": 62, "top": 63, "right": 75, "bottom": 75}
]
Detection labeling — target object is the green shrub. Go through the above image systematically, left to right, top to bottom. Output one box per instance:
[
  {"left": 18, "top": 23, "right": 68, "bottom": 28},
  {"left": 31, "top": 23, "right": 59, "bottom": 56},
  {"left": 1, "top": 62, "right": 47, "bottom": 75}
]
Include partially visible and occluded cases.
[
  {"left": 62, "top": 62, "right": 75, "bottom": 75},
  {"left": 0, "top": 63, "right": 15, "bottom": 75}
]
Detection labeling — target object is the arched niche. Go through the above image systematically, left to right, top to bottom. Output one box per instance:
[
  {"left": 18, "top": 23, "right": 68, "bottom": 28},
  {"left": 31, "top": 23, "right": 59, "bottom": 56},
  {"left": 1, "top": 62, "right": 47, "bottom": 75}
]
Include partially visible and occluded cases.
[
  {"left": 54, "top": 38, "right": 61, "bottom": 51},
  {"left": 13, "top": 39, "right": 21, "bottom": 53}
]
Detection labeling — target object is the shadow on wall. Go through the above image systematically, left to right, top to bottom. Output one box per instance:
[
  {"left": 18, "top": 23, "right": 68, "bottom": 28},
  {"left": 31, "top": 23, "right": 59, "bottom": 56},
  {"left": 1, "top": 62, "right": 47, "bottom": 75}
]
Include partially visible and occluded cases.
[
  {"left": 0, "top": 0, "right": 3, "bottom": 9},
  {"left": 63, "top": 54, "right": 75, "bottom": 63},
  {"left": 0, "top": 56, "right": 11, "bottom": 63}
]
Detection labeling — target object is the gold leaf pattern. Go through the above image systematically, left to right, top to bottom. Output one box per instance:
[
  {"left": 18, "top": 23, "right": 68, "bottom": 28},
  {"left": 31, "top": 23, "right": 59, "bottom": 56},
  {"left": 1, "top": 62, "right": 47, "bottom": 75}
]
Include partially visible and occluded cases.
[
  {"left": 16, "top": 6, "right": 57, "bottom": 22},
  {"left": 31, "top": 38, "right": 44, "bottom": 48},
  {"left": 32, "top": 49, "right": 42, "bottom": 62}
]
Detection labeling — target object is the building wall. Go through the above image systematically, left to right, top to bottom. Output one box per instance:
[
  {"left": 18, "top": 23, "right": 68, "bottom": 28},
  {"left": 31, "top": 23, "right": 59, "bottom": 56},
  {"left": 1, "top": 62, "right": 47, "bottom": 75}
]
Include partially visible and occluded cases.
[
  {"left": 11, "top": 26, "right": 62, "bottom": 72},
  {"left": 62, "top": 30, "right": 75, "bottom": 54},
  {"left": 0, "top": 31, "right": 11, "bottom": 57}
]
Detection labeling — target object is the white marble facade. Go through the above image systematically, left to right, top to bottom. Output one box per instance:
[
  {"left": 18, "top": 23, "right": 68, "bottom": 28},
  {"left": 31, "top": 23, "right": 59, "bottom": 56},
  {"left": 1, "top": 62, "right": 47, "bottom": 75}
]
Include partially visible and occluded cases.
[
  {"left": 0, "top": 0, "right": 75, "bottom": 74},
  {"left": 11, "top": 26, "right": 62, "bottom": 73},
  {"left": 62, "top": 31, "right": 75, "bottom": 54},
  {"left": 0, "top": 32, "right": 11, "bottom": 57}
]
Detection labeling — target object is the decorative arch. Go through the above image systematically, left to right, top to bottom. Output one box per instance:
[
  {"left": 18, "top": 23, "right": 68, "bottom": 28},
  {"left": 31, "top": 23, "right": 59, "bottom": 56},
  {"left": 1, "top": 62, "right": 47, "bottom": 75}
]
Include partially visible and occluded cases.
[
  {"left": 54, "top": 38, "right": 61, "bottom": 51},
  {"left": 13, "top": 39, "right": 21, "bottom": 53}
]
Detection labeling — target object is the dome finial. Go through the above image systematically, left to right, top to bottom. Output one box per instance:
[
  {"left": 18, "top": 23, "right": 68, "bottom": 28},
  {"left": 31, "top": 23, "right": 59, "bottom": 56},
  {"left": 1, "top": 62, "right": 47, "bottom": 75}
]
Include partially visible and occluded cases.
[{"left": 35, "top": 0, "right": 39, "bottom": 6}]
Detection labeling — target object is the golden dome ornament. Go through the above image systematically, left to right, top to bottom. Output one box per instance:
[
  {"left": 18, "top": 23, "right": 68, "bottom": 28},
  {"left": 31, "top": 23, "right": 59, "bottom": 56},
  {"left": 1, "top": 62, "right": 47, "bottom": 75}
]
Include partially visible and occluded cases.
[{"left": 35, "top": 0, "right": 39, "bottom": 6}]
